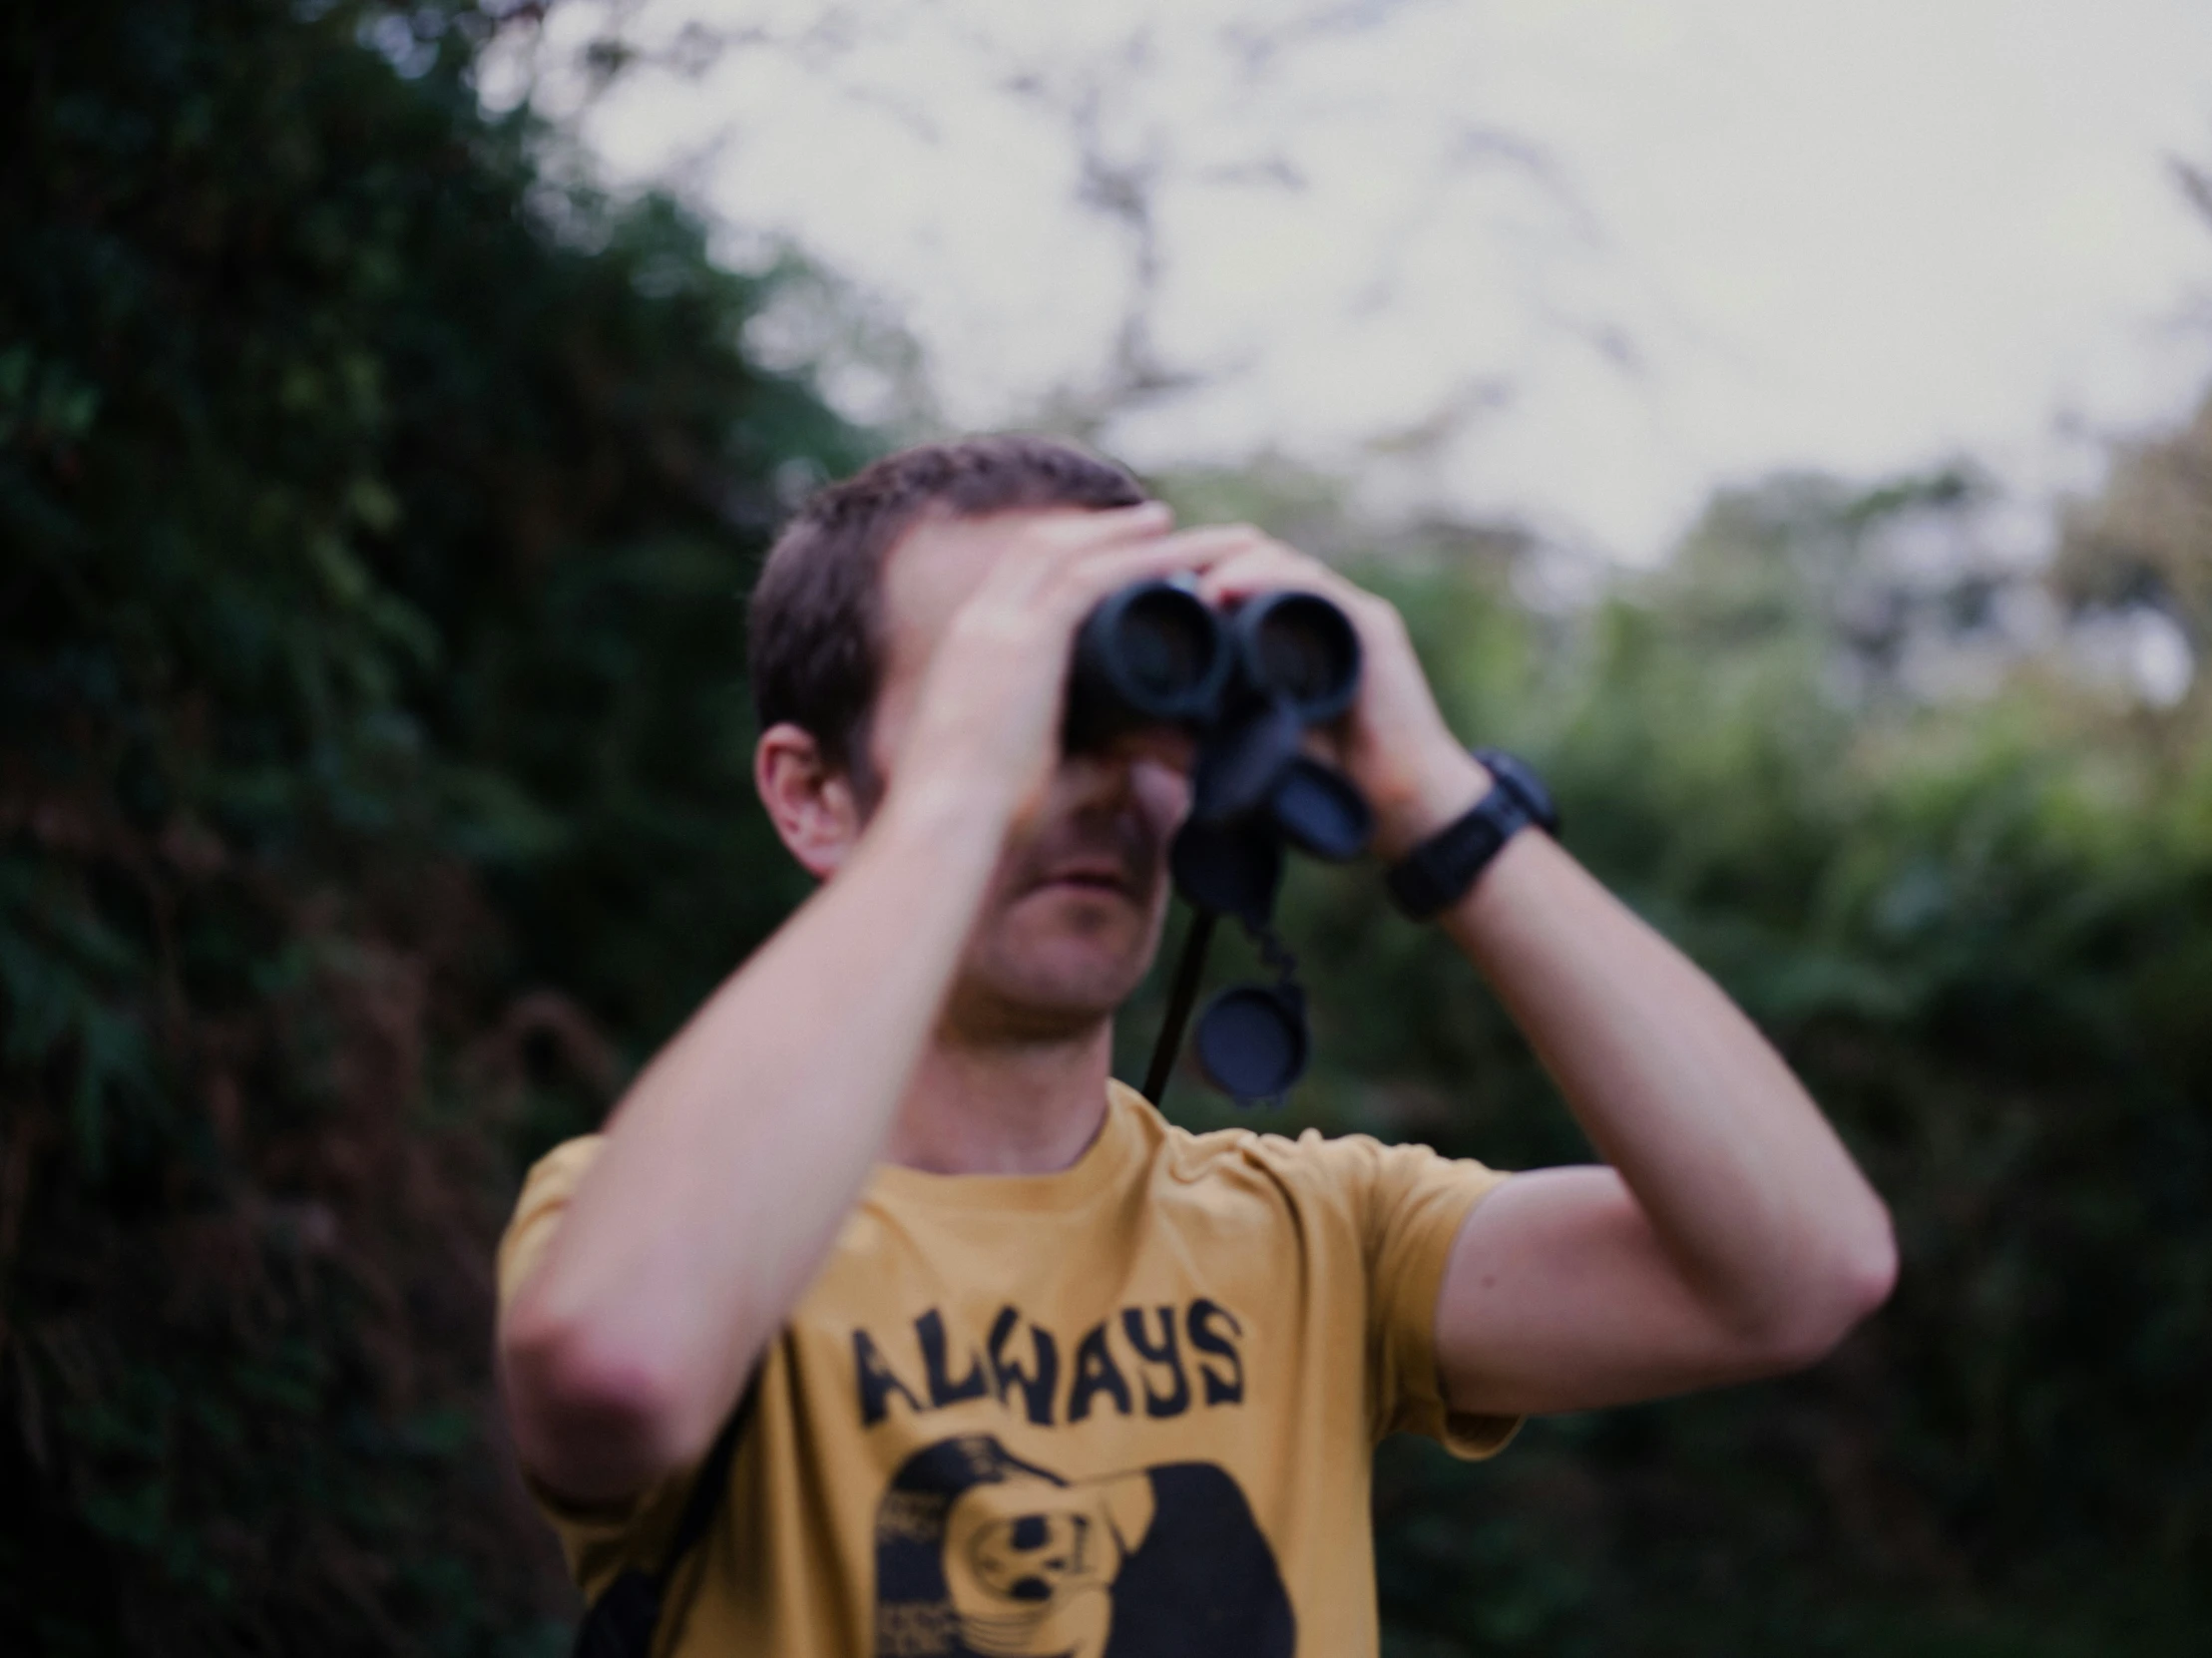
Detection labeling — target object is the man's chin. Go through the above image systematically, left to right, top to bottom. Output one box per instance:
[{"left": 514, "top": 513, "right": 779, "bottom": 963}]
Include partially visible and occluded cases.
[
  {"left": 938, "top": 884, "right": 1167, "bottom": 1038},
  {"left": 943, "top": 949, "right": 1155, "bottom": 1044},
  {"left": 944, "top": 999, "right": 1116, "bottom": 1047}
]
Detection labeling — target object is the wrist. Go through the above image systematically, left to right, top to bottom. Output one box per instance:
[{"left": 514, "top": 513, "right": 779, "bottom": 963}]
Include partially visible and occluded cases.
[
  {"left": 1369, "top": 743, "right": 1492, "bottom": 864},
  {"left": 1381, "top": 747, "right": 1560, "bottom": 922},
  {"left": 874, "top": 760, "right": 1023, "bottom": 864}
]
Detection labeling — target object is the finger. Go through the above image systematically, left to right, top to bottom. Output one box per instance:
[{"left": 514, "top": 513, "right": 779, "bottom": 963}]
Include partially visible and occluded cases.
[
  {"left": 1081, "top": 499, "right": 1176, "bottom": 542},
  {"left": 1024, "top": 500, "right": 1176, "bottom": 575},
  {"left": 975, "top": 501, "right": 1176, "bottom": 606},
  {"left": 1048, "top": 501, "right": 1175, "bottom": 564},
  {"left": 1068, "top": 521, "right": 1298, "bottom": 593},
  {"left": 1144, "top": 523, "right": 1273, "bottom": 567},
  {"left": 1048, "top": 525, "right": 1253, "bottom": 614},
  {"left": 1194, "top": 543, "right": 1352, "bottom": 609}
]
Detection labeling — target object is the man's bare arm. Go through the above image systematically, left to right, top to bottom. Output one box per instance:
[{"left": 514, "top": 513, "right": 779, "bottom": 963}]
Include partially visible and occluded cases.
[
  {"left": 496, "top": 504, "right": 1225, "bottom": 1504},
  {"left": 1180, "top": 533, "right": 1894, "bottom": 1416},
  {"left": 499, "top": 777, "right": 1010, "bottom": 1503},
  {"left": 1430, "top": 795, "right": 1898, "bottom": 1415}
]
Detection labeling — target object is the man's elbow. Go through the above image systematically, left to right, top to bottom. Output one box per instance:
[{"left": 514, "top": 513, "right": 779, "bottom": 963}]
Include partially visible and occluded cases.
[
  {"left": 1753, "top": 1202, "right": 1900, "bottom": 1374},
  {"left": 499, "top": 1295, "right": 721, "bottom": 1501}
]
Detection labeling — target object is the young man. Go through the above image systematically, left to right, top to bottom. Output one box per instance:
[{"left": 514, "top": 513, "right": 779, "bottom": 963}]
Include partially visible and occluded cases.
[{"left": 496, "top": 436, "right": 1896, "bottom": 1655}]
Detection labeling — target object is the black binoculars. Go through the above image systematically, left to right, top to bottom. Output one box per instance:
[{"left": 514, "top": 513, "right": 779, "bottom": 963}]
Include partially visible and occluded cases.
[
  {"left": 1065, "top": 579, "right": 1376, "bottom": 1105},
  {"left": 1065, "top": 580, "right": 1373, "bottom": 862},
  {"left": 1066, "top": 580, "right": 1360, "bottom": 742}
]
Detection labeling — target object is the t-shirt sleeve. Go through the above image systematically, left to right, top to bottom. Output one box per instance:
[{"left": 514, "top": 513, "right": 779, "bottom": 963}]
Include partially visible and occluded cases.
[
  {"left": 1304, "top": 1130, "right": 1522, "bottom": 1460},
  {"left": 496, "top": 1135, "right": 604, "bottom": 1317},
  {"left": 495, "top": 1136, "right": 692, "bottom": 1600}
]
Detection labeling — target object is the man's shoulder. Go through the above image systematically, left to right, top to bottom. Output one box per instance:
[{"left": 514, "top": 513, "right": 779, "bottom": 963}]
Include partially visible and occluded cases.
[
  {"left": 1121, "top": 1087, "right": 1426, "bottom": 1211},
  {"left": 1126, "top": 1089, "right": 1512, "bottom": 1240}
]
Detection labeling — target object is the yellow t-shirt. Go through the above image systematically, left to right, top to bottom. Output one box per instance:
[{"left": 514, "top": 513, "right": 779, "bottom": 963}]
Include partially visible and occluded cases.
[{"left": 497, "top": 1081, "right": 1518, "bottom": 1657}]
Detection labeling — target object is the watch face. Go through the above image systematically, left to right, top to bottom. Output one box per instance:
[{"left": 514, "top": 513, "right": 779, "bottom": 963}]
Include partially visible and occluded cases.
[{"left": 1477, "top": 748, "right": 1559, "bottom": 835}]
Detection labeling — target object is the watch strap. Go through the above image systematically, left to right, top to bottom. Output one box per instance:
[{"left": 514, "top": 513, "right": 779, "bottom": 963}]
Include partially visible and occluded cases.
[{"left": 1384, "top": 748, "right": 1556, "bottom": 921}]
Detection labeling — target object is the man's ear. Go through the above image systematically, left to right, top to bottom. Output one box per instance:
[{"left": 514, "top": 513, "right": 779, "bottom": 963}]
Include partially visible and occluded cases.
[{"left": 755, "top": 722, "right": 864, "bottom": 880}]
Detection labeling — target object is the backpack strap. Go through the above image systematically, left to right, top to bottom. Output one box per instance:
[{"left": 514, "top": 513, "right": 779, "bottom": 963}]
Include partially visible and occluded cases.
[{"left": 570, "top": 1375, "right": 758, "bottom": 1658}]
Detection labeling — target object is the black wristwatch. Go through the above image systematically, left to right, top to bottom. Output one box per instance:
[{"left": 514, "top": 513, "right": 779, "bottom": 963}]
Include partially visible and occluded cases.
[{"left": 1384, "top": 748, "right": 1559, "bottom": 921}]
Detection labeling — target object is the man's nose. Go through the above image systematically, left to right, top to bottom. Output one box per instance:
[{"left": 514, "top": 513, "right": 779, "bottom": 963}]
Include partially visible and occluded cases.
[
  {"left": 1106, "top": 724, "right": 1196, "bottom": 778},
  {"left": 1060, "top": 728, "right": 1195, "bottom": 824}
]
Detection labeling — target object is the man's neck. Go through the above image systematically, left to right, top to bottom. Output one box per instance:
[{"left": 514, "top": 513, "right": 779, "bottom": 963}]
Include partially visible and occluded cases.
[{"left": 883, "top": 1020, "right": 1116, "bottom": 1175}]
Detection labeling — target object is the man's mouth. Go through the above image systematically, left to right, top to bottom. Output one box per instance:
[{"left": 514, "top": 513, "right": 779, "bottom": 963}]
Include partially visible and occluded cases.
[{"left": 1034, "top": 860, "right": 1140, "bottom": 897}]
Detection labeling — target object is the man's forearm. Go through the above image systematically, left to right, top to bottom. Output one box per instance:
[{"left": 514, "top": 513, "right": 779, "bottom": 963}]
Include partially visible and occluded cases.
[
  {"left": 498, "top": 775, "right": 1011, "bottom": 1500},
  {"left": 1444, "top": 824, "right": 1896, "bottom": 1347}
]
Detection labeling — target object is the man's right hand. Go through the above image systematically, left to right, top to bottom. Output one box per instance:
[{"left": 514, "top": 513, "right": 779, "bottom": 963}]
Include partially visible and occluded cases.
[
  {"left": 494, "top": 499, "right": 1248, "bottom": 1506},
  {"left": 874, "top": 501, "right": 1247, "bottom": 839}
]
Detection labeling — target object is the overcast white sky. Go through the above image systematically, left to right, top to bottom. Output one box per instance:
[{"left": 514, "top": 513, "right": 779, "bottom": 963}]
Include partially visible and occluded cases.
[{"left": 490, "top": 0, "right": 2212, "bottom": 562}]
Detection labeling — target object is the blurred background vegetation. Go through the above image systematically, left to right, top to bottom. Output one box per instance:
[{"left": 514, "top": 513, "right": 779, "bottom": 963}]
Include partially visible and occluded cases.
[{"left": 2, "top": 2, "right": 2206, "bottom": 1654}]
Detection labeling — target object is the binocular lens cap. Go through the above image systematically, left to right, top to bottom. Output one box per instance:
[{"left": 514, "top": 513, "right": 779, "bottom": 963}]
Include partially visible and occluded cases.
[{"left": 1194, "top": 984, "right": 1310, "bottom": 1102}]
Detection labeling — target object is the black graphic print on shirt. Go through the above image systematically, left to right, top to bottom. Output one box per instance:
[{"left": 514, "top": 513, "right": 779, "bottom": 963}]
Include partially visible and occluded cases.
[
  {"left": 852, "top": 1300, "right": 1247, "bottom": 1430},
  {"left": 870, "top": 1433, "right": 1295, "bottom": 1658}
]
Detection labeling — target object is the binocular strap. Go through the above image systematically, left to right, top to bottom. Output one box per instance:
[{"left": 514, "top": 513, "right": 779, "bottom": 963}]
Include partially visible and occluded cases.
[
  {"left": 1140, "top": 904, "right": 1307, "bottom": 1109},
  {"left": 1142, "top": 906, "right": 1217, "bottom": 1104}
]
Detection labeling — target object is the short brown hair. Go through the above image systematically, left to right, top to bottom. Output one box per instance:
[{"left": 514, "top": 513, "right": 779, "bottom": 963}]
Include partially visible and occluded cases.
[{"left": 747, "top": 434, "right": 1149, "bottom": 776}]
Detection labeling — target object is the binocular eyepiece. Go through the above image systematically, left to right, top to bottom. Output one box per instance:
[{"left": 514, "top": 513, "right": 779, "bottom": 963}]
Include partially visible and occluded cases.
[
  {"left": 1067, "top": 578, "right": 1374, "bottom": 1108},
  {"left": 1064, "top": 580, "right": 1363, "bottom": 750}
]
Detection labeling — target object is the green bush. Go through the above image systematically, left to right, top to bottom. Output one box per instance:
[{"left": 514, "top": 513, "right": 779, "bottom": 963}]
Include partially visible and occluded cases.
[{"left": 1, "top": 3, "right": 859, "bottom": 1651}]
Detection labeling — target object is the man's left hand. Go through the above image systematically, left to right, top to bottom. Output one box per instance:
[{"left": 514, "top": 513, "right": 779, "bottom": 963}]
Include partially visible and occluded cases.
[{"left": 1192, "top": 528, "right": 1490, "bottom": 861}]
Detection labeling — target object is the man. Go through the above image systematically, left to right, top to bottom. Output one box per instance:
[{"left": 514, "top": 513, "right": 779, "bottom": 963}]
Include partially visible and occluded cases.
[{"left": 496, "top": 435, "right": 1896, "bottom": 1655}]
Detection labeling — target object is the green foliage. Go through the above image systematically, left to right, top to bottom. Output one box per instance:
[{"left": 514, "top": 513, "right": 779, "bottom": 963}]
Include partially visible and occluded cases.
[
  {"left": 1, "top": 2, "right": 860, "bottom": 1650},
  {"left": 2056, "top": 388, "right": 2212, "bottom": 662}
]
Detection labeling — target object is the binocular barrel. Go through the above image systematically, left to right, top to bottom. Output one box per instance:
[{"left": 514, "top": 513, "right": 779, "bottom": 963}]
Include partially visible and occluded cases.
[
  {"left": 1064, "top": 579, "right": 1363, "bottom": 748},
  {"left": 1065, "top": 582, "right": 1228, "bottom": 749},
  {"left": 1228, "top": 591, "right": 1362, "bottom": 725}
]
